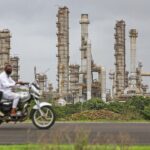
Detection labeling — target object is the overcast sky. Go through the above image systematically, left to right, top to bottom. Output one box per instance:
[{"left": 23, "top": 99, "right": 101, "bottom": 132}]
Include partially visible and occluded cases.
[{"left": 0, "top": 0, "right": 150, "bottom": 90}]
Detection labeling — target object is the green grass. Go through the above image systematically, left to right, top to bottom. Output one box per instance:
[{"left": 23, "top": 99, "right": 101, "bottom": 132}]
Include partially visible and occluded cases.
[{"left": 0, "top": 145, "right": 150, "bottom": 150}]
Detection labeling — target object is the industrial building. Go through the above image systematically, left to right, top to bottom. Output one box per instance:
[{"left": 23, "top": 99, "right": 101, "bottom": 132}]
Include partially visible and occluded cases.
[
  {"left": 1, "top": 7, "right": 150, "bottom": 102},
  {"left": 56, "top": 7, "right": 106, "bottom": 102},
  {"left": 79, "top": 14, "right": 106, "bottom": 102},
  {"left": 110, "top": 20, "right": 150, "bottom": 99},
  {"left": 34, "top": 66, "right": 54, "bottom": 100}
]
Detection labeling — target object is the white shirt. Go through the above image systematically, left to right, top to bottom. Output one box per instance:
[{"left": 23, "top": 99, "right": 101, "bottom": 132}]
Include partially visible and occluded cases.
[{"left": 0, "top": 71, "right": 16, "bottom": 92}]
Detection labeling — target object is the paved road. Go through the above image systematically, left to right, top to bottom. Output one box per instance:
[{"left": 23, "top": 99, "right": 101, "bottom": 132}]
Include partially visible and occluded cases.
[{"left": 0, "top": 122, "right": 150, "bottom": 145}]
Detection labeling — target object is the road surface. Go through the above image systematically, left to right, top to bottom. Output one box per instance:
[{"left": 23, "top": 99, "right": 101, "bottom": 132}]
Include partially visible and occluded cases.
[{"left": 0, "top": 122, "right": 150, "bottom": 145}]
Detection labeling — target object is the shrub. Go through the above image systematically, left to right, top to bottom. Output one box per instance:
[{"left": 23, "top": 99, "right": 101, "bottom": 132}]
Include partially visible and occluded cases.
[
  {"left": 125, "top": 96, "right": 145, "bottom": 112},
  {"left": 82, "top": 98, "right": 106, "bottom": 110},
  {"left": 106, "top": 101, "right": 125, "bottom": 114},
  {"left": 54, "top": 102, "right": 82, "bottom": 119},
  {"left": 54, "top": 106, "right": 66, "bottom": 119},
  {"left": 141, "top": 106, "right": 150, "bottom": 120}
]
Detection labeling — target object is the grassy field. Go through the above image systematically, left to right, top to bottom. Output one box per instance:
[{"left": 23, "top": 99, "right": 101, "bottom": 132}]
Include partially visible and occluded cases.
[{"left": 0, "top": 145, "right": 150, "bottom": 150}]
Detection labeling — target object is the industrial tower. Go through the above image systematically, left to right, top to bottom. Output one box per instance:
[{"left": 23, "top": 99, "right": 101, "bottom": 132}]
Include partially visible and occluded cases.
[
  {"left": 56, "top": 7, "right": 70, "bottom": 96},
  {"left": 79, "top": 14, "right": 92, "bottom": 100},
  {"left": 79, "top": 14, "right": 106, "bottom": 101},
  {"left": 114, "top": 20, "right": 126, "bottom": 97}
]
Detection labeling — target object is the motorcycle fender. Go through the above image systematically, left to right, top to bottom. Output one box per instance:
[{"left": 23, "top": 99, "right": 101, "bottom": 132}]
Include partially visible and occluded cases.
[
  {"left": 30, "top": 102, "right": 52, "bottom": 119},
  {"left": 32, "top": 102, "right": 52, "bottom": 110}
]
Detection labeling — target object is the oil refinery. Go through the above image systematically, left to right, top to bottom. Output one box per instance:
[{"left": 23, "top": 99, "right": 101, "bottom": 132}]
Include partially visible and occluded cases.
[{"left": 0, "top": 6, "right": 150, "bottom": 103}]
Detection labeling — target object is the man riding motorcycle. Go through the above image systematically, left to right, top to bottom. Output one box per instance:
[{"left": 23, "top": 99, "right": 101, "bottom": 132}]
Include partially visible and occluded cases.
[{"left": 0, "top": 64, "right": 25, "bottom": 116}]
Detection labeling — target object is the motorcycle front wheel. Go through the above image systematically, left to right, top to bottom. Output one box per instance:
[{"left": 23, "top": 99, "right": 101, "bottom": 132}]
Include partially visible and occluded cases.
[{"left": 31, "top": 106, "right": 55, "bottom": 129}]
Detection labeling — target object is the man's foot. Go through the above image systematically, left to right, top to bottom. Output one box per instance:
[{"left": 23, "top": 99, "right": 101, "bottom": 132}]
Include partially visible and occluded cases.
[
  {"left": 11, "top": 108, "right": 17, "bottom": 117},
  {"left": 11, "top": 109, "right": 22, "bottom": 117}
]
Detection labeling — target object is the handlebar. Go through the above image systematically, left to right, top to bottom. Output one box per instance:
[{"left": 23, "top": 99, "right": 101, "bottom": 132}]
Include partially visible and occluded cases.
[
  {"left": 16, "top": 82, "right": 30, "bottom": 86},
  {"left": 22, "top": 82, "right": 30, "bottom": 85}
]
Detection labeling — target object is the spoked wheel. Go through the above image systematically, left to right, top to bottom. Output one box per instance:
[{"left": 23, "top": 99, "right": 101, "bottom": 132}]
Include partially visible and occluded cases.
[{"left": 31, "top": 106, "right": 55, "bottom": 129}]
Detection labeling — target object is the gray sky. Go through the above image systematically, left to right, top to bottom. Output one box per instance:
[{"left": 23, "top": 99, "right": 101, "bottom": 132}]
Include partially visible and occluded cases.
[{"left": 0, "top": 0, "right": 150, "bottom": 90}]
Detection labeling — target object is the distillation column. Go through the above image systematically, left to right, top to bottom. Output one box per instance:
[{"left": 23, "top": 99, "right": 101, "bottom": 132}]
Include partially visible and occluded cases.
[
  {"left": 56, "top": 7, "right": 70, "bottom": 96},
  {"left": 114, "top": 20, "right": 126, "bottom": 97},
  {"left": 0, "top": 29, "right": 11, "bottom": 72},
  {"left": 129, "top": 29, "right": 138, "bottom": 89}
]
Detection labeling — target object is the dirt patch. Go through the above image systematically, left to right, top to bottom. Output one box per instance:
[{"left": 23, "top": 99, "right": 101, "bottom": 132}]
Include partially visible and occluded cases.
[{"left": 65, "top": 110, "right": 124, "bottom": 121}]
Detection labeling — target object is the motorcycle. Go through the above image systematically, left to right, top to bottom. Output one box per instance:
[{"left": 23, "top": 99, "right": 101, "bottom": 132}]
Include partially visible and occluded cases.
[{"left": 0, "top": 81, "right": 55, "bottom": 129}]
